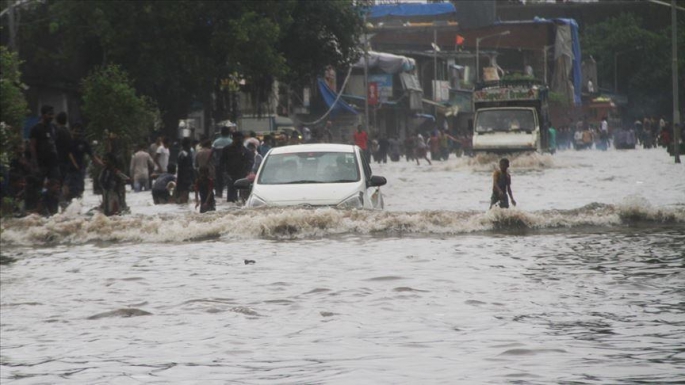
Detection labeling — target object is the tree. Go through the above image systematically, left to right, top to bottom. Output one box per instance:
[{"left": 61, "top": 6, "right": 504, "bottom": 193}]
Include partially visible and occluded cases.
[
  {"left": 18, "top": 0, "right": 364, "bottom": 137},
  {"left": 278, "top": 0, "right": 363, "bottom": 87},
  {"left": 583, "top": 13, "right": 685, "bottom": 119},
  {"left": 0, "top": 46, "right": 29, "bottom": 167},
  {"left": 81, "top": 64, "right": 156, "bottom": 162}
]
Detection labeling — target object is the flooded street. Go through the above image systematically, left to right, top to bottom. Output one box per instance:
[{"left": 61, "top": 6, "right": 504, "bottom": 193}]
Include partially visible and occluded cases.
[{"left": 1, "top": 148, "right": 684, "bottom": 384}]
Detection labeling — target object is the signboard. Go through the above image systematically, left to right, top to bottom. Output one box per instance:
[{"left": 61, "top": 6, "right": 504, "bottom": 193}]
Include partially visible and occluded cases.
[
  {"left": 368, "top": 74, "right": 393, "bottom": 103},
  {"left": 432, "top": 80, "right": 450, "bottom": 102},
  {"left": 368, "top": 82, "right": 379, "bottom": 106},
  {"left": 473, "top": 87, "right": 540, "bottom": 102}
]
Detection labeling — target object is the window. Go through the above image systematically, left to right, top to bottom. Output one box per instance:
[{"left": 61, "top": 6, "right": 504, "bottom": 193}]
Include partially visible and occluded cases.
[{"left": 258, "top": 152, "right": 360, "bottom": 184}]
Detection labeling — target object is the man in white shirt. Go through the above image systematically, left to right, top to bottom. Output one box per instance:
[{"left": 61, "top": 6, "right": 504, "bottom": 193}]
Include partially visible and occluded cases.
[
  {"left": 599, "top": 117, "right": 610, "bottom": 151},
  {"left": 600, "top": 117, "right": 608, "bottom": 134},
  {"left": 155, "top": 137, "right": 170, "bottom": 173}
]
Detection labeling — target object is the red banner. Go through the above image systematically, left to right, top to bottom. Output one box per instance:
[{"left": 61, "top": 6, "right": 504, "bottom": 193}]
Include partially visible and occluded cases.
[{"left": 368, "top": 82, "right": 378, "bottom": 106}]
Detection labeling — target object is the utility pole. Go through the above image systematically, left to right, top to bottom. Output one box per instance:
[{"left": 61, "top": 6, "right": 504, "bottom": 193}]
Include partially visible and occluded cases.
[
  {"left": 647, "top": 0, "right": 682, "bottom": 163},
  {"left": 672, "top": 0, "right": 681, "bottom": 163},
  {"left": 363, "top": 15, "right": 370, "bottom": 134},
  {"left": 433, "top": 28, "right": 438, "bottom": 117},
  {"left": 543, "top": 45, "right": 553, "bottom": 85}
]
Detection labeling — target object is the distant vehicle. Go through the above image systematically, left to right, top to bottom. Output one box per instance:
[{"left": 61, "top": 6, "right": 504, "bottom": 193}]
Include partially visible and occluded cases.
[
  {"left": 472, "top": 80, "right": 550, "bottom": 154},
  {"left": 239, "top": 114, "right": 296, "bottom": 134},
  {"left": 255, "top": 127, "right": 301, "bottom": 147},
  {"left": 234, "top": 143, "right": 386, "bottom": 209}
]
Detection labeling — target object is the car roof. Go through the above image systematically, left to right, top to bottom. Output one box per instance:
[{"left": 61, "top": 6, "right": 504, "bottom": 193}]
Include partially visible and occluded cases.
[{"left": 269, "top": 143, "right": 357, "bottom": 155}]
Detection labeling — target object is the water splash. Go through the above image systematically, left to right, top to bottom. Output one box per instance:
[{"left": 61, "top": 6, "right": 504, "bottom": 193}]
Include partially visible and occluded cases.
[
  {"left": 466, "top": 152, "right": 556, "bottom": 172},
  {"left": 2, "top": 199, "right": 683, "bottom": 246}
]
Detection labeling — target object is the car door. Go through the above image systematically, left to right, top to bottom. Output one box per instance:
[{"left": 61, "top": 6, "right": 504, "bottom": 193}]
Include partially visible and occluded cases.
[{"left": 359, "top": 148, "right": 384, "bottom": 209}]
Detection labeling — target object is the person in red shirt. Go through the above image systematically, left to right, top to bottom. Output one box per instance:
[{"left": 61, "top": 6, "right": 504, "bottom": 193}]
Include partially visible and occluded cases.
[{"left": 353, "top": 125, "right": 370, "bottom": 162}]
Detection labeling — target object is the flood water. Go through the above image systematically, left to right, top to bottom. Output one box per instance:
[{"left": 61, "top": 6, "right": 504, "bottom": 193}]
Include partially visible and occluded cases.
[{"left": 1, "top": 147, "right": 684, "bottom": 384}]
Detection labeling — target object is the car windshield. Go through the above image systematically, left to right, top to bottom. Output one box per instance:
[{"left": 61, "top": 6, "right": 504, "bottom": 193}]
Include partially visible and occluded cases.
[
  {"left": 475, "top": 110, "right": 535, "bottom": 133},
  {"left": 258, "top": 151, "right": 360, "bottom": 185}
]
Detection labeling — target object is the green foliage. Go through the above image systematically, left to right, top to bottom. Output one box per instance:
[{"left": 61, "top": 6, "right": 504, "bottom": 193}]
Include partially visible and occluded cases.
[
  {"left": 30, "top": 0, "right": 363, "bottom": 134},
  {"left": 278, "top": 0, "right": 363, "bottom": 86},
  {"left": 582, "top": 13, "right": 685, "bottom": 118},
  {"left": 0, "top": 46, "right": 29, "bottom": 167},
  {"left": 81, "top": 64, "right": 156, "bottom": 152},
  {"left": 502, "top": 73, "right": 536, "bottom": 82},
  {"left": 549, "top": 91, "right": 570, "bottom": 107}
]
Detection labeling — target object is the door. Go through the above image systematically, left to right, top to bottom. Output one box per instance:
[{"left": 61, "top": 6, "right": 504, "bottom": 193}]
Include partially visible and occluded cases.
[{"left": 359, "top": 148, "right": 384, "bottom": 209}]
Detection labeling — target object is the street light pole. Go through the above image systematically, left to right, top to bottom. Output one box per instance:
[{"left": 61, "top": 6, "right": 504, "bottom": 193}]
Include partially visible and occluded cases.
[
  {"left": 672, "top": 0, "right": 681, "bottom": 163},
  {"left": 363, "top": 16, "right": 370, "bottom": 134},
  {"left": 433, "top": 28, "right": 438, "bottom": 117},
  {"left": 475, "top": 30, "right": 510, "bottom": 84},
  {"left": 543, "top": 45, "right": 553, "bottom": 85},
  {"left": 614, "top": 51, "right": 618, "bottom": 94}
]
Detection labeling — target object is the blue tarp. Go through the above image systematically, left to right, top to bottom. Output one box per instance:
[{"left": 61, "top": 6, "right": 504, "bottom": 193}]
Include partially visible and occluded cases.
[
  {"left": 369, "top": 3, "right": 456, "bottom": 19},
  {"left": 495, "top": 18, "right": 582, "bottom": 106},
  {"left": 317, "top": 79, "right": 358, "bottom": 116}
]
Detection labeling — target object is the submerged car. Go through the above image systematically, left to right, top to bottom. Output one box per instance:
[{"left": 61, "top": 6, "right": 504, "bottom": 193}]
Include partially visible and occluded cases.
[{"left": 234, "top": 143, "right": 386, "bottom": 209}]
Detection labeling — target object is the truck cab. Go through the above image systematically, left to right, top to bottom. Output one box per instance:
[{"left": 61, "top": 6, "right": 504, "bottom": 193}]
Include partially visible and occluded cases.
[{"left": 471, "top": 81, "right": 550, "bottom": 154}]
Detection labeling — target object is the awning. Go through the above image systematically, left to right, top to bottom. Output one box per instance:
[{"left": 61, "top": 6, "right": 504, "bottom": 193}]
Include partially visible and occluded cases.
[
  {"left": 369, "top": 3, "right": 456, "bottom": 19},
  {"left": 400, "top": 73, "right": 422, "bottom": 91},
  {"left": 318, "top": 79, "right": 358, "bottom": 116}
]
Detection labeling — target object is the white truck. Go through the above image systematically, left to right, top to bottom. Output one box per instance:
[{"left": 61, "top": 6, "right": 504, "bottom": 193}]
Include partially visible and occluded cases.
[{"left": 471, "top": 81, "right": 550, "bottom": 154}]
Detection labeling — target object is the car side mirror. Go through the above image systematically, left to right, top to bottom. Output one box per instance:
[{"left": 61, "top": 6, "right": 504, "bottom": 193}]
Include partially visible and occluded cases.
[
  {"left": 367, "top": 175, "right": 387, "bottom": 187},
  {"left": 234, "top": 178, "right": 252, "bottom": 189}
]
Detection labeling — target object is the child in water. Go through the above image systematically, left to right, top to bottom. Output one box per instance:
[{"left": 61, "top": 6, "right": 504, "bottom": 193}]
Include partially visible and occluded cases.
[
  {"left": 490, "top": 158, "right": 516, "bottom": 209},
  {"left": 194, "top": 165, "right": 216, "bottom": 213}
]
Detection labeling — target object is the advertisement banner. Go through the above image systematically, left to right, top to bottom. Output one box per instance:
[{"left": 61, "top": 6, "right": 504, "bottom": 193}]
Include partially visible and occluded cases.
[
  {"left": 368, "top": 74, "right": 393, "bottom": 103},
  {"left": 432, "top": 80, "right": 450, "bottom": 102},
  {"left": 368, "top": 82, "right": 379, "bottom": 106}
]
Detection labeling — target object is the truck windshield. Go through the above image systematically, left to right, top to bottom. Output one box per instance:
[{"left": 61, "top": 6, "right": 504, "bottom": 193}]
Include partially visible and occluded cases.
[{"left": 475, "top": 110, "right": 535, "bottom": 133}]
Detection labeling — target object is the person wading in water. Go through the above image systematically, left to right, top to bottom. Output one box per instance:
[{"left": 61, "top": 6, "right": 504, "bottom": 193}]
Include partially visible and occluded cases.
[{"left": 490, "top": 158, "right": 516, "bottom": 209}]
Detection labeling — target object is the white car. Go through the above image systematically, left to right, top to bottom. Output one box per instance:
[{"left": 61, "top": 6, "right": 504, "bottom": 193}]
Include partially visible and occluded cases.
[{"left": 235, "top": 143, "right": 386, "bottom": 209}]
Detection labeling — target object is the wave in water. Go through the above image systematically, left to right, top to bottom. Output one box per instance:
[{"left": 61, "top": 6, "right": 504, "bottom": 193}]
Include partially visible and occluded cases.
[
  {"left": 405, "top": 152, "right": 558, "bottom": 173},
  {"left": 1, "top": 199, "right": 683, "bottom": 246}
]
